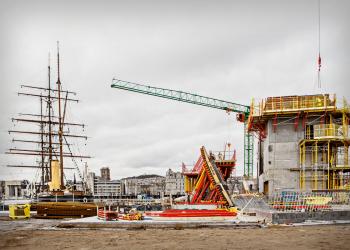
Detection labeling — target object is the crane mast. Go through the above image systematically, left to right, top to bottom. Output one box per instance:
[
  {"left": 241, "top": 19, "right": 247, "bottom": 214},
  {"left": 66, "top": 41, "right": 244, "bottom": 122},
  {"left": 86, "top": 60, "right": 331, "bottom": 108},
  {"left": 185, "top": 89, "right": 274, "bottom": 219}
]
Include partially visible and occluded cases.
[{"left": 111, "top": 78, "right": 254, "bottom": 177}]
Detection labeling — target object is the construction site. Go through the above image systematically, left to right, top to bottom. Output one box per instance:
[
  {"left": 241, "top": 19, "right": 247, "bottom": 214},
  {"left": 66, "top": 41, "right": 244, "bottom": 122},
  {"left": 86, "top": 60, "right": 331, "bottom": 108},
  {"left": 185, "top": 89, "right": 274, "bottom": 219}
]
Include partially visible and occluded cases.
[
  {"left": 1, "top": 0, "right": 350, "bottom": 249},
  {"left": 2, "top": 77, "right": 350, "bottom": 230},
  {"left": 249, "top": 94, "right": 350, "bottom": 193}
]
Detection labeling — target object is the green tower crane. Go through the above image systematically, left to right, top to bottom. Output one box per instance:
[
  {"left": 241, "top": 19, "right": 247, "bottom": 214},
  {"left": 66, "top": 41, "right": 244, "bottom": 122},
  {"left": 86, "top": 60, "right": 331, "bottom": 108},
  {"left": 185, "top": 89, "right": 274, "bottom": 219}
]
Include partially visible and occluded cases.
[{"left": 111, "top": 78, "right": 254, "bottom": 178}]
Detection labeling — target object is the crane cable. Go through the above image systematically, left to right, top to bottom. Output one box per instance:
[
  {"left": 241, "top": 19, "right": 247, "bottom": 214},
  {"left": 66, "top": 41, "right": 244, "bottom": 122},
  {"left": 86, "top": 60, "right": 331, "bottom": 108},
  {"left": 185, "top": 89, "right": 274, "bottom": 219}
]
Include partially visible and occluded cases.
[{"left": 317, "top": 0, "right": 322, "bottom": 89}]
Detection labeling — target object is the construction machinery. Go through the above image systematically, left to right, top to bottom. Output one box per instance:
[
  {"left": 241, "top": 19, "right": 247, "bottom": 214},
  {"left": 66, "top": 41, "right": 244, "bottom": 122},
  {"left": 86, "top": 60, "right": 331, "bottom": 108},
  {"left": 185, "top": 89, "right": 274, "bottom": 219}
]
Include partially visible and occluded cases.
[
  {"left": 111, "top": 78, "right": 254, "bottom": 178},
  {"left": 181, "top": 146, "right": 235, "bottom": 207},
  {"left": 122, "top": 208, "right": 144, "bottom": 220}
]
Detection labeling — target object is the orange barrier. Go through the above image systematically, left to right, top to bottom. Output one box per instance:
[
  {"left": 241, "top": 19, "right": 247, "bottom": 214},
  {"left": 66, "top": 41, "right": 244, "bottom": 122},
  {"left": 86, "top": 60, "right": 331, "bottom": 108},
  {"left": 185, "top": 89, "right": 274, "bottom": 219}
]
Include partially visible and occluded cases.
[{"left": 97, "top": 209, "right": 118, "bottom": 221}]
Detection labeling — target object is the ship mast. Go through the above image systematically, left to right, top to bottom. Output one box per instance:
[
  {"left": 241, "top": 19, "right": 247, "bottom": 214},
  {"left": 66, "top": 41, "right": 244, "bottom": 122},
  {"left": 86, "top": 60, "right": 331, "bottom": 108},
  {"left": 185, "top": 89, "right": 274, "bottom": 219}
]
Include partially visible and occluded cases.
[
  {"left": 56, "top": 41, "right": 64, "bottom": 189},
  {"left": 6, "top": 44, "right": 90, "bottom": 194},
  {"left": 47, "top": 53, "right": 53, "bottom": 183},
  {"left": 40, "top": 96, "right": 45, "bottom": 191}
]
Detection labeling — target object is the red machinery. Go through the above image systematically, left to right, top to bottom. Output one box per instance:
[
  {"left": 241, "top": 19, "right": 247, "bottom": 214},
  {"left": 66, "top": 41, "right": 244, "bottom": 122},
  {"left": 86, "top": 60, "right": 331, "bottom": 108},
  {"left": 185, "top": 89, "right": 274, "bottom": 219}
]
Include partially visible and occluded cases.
[
  {"left": 145, "top": 146, "right": 237, "bottom": 219},
  {"left": 182, "top": 146, "right": 236, "bottom": 207},
  {"left": 97, "top": 208, "right": 118, "bottom": 221},
  {"left": 146, "top": 209, "right": 236, "bottom": 218}
]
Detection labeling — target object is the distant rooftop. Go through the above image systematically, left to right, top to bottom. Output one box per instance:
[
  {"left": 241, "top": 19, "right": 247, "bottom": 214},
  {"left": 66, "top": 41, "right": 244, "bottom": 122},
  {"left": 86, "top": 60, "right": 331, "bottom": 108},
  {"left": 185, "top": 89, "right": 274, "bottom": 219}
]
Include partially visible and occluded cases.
[{"left": 122, "top": 174, "right": 164, "bottom": 180}]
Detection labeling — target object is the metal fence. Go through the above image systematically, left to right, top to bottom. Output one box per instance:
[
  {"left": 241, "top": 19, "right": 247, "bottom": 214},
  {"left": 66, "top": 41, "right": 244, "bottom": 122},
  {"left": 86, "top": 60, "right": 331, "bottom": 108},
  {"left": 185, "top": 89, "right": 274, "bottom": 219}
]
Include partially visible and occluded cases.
[
  {"left": 269, "top": 191, "right": 350, "bottom": 212},
  {"left": 233, "top": 195, "right": 270, "bottom": 211}
]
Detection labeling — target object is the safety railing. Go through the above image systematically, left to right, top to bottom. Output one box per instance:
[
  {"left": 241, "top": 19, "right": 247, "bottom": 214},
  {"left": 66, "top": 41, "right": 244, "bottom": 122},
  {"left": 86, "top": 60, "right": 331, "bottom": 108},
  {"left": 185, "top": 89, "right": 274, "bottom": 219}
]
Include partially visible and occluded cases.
[
  {"left": 250, "top": 94, "right": 336, "bottom": 117},
  {"left": 265, "top": 95, "right": 335, "bottom": 112},
  {"left": 314, "top": 124, "right": 349, "bottom": 139},
  {"left": 270, "top": 191, "right": 350, "bottom": 212}
]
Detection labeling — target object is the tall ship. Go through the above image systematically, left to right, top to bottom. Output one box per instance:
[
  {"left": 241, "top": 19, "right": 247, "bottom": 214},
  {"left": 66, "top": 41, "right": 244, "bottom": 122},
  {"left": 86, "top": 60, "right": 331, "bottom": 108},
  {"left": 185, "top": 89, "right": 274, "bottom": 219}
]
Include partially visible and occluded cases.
[{"left": 6, "top": 43, "right": 92, "bottom": 202}]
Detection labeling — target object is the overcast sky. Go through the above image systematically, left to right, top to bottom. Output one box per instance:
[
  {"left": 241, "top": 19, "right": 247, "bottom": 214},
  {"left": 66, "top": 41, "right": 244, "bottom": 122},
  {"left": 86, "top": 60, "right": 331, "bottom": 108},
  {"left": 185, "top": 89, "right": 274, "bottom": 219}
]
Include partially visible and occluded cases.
[{"left": 0, "top": 0, "right": 349, "bottom": 182}]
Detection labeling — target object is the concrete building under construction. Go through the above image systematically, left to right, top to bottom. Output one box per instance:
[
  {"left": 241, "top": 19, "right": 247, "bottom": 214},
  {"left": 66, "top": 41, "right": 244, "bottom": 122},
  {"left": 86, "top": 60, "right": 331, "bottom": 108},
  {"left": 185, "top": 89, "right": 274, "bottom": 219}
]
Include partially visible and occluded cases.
[{"left": 248, "top": 94, "right": 350, "bottom": 196}]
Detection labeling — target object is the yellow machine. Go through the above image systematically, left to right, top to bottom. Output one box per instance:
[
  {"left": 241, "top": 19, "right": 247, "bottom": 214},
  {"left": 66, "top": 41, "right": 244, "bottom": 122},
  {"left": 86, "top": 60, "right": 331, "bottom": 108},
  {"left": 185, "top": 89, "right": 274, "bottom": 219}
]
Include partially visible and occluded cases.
[
  {"left": 9, "top": 204, "right": 31, "bottom": 219},
  {"left": 122, "top": 208, "right": 143, "bottom": 220}
]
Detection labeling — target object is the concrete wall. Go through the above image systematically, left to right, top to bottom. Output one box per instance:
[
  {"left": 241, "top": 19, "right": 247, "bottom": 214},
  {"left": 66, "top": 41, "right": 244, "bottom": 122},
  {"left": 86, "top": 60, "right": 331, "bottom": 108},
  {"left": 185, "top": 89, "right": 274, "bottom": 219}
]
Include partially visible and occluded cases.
[
  {"left": 259, "top": 120, "right": 304, "bottom": 196},
  {"left": 271, "top": 210, "right": 350, "bottom": 224}
]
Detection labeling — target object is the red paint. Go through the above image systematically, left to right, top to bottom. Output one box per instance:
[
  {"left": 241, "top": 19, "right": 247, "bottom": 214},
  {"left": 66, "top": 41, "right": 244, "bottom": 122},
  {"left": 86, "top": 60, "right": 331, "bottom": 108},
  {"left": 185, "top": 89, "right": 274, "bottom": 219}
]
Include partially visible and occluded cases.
[{"left": 146, "top": 209, "right": 237, "bottom": 218}]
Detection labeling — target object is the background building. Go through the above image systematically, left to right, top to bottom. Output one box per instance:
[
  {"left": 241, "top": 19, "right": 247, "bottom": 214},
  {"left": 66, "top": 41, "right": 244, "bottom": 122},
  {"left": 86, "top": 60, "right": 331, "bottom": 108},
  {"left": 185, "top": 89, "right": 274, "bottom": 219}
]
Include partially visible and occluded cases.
[
  {"left": 86, "top": 167, "right": 122, "bottom": 198},
  {"left": 100, "top": 167, "right": 111, "bottom": 181},
  {"left": 165, "top": 169, "right": 185, "bottom": 196},
  {"left": 123, "top": 174, "right": 165, "bottom": 197},
  {"left": 226, "top": 176, "right": 244, "bottom": 194},
  {"left": 4, "top": 180, "right": 29, "bottom": 199},
  {"left": 94, "top": 180, "right": 122, "bottom": 198},
  {"left": 0, "top": 181, "right": 5, "bottom": 199}
]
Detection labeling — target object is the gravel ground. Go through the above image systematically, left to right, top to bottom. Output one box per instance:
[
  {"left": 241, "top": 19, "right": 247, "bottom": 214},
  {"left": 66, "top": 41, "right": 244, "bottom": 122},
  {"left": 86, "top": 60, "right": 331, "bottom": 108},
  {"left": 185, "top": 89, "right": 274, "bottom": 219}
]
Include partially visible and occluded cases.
[{"left": 1, "top": 218, "right": 350, "bottom": 250}]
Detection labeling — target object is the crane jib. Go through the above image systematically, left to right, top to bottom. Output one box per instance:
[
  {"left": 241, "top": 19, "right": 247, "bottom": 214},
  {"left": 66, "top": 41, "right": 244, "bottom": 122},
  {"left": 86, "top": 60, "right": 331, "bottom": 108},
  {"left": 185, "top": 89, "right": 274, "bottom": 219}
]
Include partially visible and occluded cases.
[{"left": 111, "top": 79, "right": 250, "bottom": 115}]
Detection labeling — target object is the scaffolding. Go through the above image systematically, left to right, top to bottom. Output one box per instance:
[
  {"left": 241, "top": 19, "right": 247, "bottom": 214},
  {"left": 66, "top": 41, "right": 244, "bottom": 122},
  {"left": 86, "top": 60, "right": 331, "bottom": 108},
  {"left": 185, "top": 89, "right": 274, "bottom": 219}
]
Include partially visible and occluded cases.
[
  {"left": 247, "top": 93, "right": 350, "bottom": 193},
  {"left": 250, "top": 94, "right": 336, "bottom": 117},
  {"left": 299, "top": 101, "right": 350, "bottom": 190},
  {"left": 299, "top": 141, "right": 350, "bottom": 190}
]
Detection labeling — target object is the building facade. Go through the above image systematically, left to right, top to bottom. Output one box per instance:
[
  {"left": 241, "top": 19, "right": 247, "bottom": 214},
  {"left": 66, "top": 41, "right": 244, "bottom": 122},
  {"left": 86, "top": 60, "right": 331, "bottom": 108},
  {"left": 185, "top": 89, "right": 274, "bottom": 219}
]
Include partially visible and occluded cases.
[
  {"left": 100, "top": 167, "right": 111, "bottom": 181},
  {"left": 86, "top": 168, "right": 122, "bottom": 198},
  {"left": 165, "top": 169, "right": 185, "bottom": 195},
  {"left": 123, "top": 174, "right": 165, "bottom": 197},
  {"left": 94, "top": 179, "right": 122, "bottom": 198},
  {"left": 4, "top": 180, "right": 29, "bottom": 199},
  {"left": 0, "top": 181, "right": 5, "bottom": 199}
]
